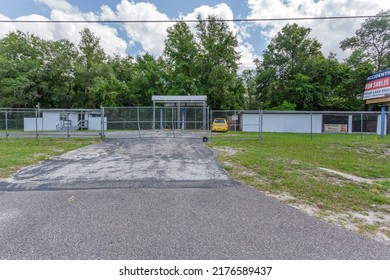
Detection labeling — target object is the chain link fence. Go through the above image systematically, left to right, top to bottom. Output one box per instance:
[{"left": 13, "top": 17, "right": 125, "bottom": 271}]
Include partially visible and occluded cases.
[
  {"left": 0, "top": 108, "right": 102, "bottom": 139},
  {"left": 1, "top": 108, "right": 388, "bottom": 140},
  {"left": 210, "top": 110, "right": 389, "bottom": 141}
]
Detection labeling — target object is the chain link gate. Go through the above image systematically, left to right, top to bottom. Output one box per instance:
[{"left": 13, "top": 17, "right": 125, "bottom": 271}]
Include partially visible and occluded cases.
[{"left": 102, "top": 106, "right": 211, "bottom": 141}]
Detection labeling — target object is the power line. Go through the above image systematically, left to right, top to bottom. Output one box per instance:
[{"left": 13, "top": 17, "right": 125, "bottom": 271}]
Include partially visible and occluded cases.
[{"left": 0, "top": 15, "right": 387, "bottom": 24}]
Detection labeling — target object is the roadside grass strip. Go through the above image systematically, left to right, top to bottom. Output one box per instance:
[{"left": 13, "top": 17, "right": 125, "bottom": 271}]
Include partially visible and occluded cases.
[
  {"left": 211, "top": 133, "right": 390, "bottom": 243},
  {"left": 0, "top": 138, "right": 99, "bottom": 178}
]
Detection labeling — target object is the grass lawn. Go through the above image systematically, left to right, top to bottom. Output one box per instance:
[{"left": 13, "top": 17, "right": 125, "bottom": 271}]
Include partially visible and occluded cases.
[
  {"left": 210, "top": 132, "right": 390, "bottom": 241},
  {"left": 0, "top": 138, "right": 99, "bottom": 178}
]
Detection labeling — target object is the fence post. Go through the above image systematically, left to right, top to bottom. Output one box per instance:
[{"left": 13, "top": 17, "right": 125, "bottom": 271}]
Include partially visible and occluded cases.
[
  {"left": 177, "top": 102, "right": 181, "bottom": 130},
  {"left": 152, "top": 104, "right": 155, "bottom": 130},
  {"left": 203, "top": 105, "right": 207, "bottom": 131},
  {"left": 207, "top": 106, "right": 210, "bottom": 139},
  {"left": 381, "top": 106, "right": 387, "bottom": 138},
  {"left": 100, "top": 107, "right": 105, "bottom": 140},
  {"left": 137, "top": 107, "right": 141, "bottom": 138},
  {"left": 171, "top": 107, "right": 175, "bottom": 138},
  {"left": 35, "top": 108, "right": 39, "bottom": 139},
  {"left": 160, "top": 108, "right": 163, "bottom": 130},
  {"left": 258, "top": 109, "right": 262, "bottom": 140},
  {"left": 260, "top": 109, "right": 264, "bottom": 140},
  {"left": 210, "top": 110, "right": 213, "bottom": 142},
  {"left": 234, "top": 110, "right": 237, "bottom": 141},
  {"left": 5, "top": 111, "right": 8, "bottom": 140},
  {"left": 310, "top": 112, "right": 313, "bottom": 141},
  {"left": 360, "top": 112, "right": 363, "bottom": 139},
  {"left": 67, "top": 113, "right": 70, "bottom": 139}
]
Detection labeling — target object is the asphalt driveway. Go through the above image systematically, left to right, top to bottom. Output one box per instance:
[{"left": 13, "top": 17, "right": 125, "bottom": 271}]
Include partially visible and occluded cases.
[{"left": 0, "top": 138, "right": 389, "bottom": 259}]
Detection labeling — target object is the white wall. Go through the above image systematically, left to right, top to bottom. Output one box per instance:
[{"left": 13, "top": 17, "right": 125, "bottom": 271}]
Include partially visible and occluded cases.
[
  {"left": 26, "top": 112, "right": 105, "bottom": 131},
  {"left": 42, "top": 112, "right": 60, "bottom": 131},
  {"left": 42, "top": 112, "right": 79, "bottom": 131},
  {"left": 69, "top": 113, "right": 78, "bottom": 126},
  {"left": 242, "top": 113, "right": 322, "bottom": 133},
  {"left": 89, "top": 117, "right": 107, "bottom": 131},
  {"left": 24, "top": 118, "right": 43, "bottom": 131}
]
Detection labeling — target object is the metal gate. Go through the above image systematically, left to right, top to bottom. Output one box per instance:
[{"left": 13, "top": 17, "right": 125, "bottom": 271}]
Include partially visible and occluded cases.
[{"left": 102, "top": 106, "right": 210, "bottom": 140}]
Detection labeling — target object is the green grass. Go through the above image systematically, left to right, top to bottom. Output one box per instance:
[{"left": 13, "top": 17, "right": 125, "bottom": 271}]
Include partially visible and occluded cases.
[
  {"left": 210, "top": 133, "right": 390, "bottom": 212},
  {"left": 0, "top": 138, "right": 99, "bottom": 178}
]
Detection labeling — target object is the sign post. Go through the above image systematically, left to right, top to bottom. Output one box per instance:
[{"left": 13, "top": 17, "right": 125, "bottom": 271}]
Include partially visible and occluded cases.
[{"left": 381, "top": 106, "right": 387, "bottom": 138}]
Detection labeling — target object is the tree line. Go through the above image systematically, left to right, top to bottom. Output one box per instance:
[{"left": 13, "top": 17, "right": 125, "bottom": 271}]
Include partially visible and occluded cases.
[{"left": 0, "top": 10, "right": 389, "bottom": 111}]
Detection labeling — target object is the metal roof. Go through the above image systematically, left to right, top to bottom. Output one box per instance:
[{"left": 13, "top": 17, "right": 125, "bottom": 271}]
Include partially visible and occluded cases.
[
  {"left": 152, "top": 95, "right": 207, "bottom": 107},
  {"left": 152, "top": 96, "right": 207, "bottom": 102}
]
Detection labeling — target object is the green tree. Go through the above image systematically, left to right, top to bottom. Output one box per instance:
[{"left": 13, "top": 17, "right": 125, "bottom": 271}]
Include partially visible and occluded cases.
[
  {"left": 340, "top": 10, "right": 390, "bottom": 72},
  {"left": 196, "top": 16, "right": 244, "bottom": 109},
  {"left": 164, "top": 21, "right": 199, "bottom": 95},
  {"left": 262, "top": 23, "right": 322, "bottom": 79},
  {"left": 256, "top": 24, "right": 328, "bottom": 110},
  {"left": 73, "top": 28, "right": 111, "bottom": 108},
  {"left": 0, "top": 31, "right": 44, "bottom": 107},
  {"left": 37, "top": 39, "right": 78, "bottom": 108},
  {"left": 326, "top": 51, "right": 375, "bottom": 110},
  {"left": 129, "top": 54, "right": 167, "bottom": 106},
  {"left": 109, "top": 55, "right": 135, "bottom": 84},
  {"left": 241, "top": 69, "right": 259, "bottom": 109},
  {"left": 89, "top": 74, "right": 132, "bottom": 107}
]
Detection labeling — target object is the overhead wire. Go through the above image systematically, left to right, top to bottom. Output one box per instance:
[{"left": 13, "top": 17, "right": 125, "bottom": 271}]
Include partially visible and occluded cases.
[{"left": 0, "top": 15, "right": 387, "bottom": 24}]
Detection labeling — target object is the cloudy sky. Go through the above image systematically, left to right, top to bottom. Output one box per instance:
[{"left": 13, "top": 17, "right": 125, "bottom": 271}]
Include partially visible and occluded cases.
[{"left": 0, "top": 0, "right": 389, "bottom": 69}]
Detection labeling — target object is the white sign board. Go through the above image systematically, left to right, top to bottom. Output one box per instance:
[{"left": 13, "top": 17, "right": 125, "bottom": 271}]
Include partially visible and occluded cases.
[
  {"left": 364, "top": 69, "right": 390, "bottom": 100},
  {"left": 324, "top": 124, "right": 348, "bottom": 133}
]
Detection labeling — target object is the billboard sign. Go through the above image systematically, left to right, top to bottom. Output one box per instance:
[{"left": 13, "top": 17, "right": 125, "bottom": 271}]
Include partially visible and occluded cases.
[{"left": 363, "top": 69, "right": 390, "bottom": 100}]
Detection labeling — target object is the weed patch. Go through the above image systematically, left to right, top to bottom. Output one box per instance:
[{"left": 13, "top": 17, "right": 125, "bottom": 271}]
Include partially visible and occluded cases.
[{"left": 211, "top": 133, "right": 390, "bottom": 243}]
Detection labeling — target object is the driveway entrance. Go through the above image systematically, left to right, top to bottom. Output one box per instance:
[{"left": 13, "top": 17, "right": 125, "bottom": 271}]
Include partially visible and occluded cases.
[{"left": 0, "top": 138, "right": 389, "bottom": 259}]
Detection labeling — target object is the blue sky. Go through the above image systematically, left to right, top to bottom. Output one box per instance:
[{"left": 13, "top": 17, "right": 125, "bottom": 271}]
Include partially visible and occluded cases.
[
  {"left": 0, "top": 0, "right": 389, "bottom": 70},
  {"left": 0, "top": 1, "right": 249, "bottom": 22}
]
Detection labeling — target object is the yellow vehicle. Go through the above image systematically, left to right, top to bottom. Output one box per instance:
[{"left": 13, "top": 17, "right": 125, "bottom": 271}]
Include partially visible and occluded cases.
[{"left": 212, "top": 118, "right": 228, "bottom": 132}]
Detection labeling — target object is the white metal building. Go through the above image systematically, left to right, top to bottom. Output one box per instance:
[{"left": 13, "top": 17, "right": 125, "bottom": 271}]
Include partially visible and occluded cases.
[
  {"left": 24, "top": 109, "right": 106, "bottom": 132},
  {"left": 240, "top": 111, "right": 387, "bottom": 135}
]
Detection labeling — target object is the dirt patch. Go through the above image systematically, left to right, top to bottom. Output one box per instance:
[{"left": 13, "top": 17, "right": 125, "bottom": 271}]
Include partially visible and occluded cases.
[
  {"left": 213, "top": 146, "right": 243, "bottom": 156},
  {"left": 33, "top": 153, "right": 48, "bottom": 159},
  {"left": 319, "top": 167, "right": 373, "bottom": 184},
  {"left": 266, "top": 192, "right": 296, "bottom": 202},
  {"left": 283, "top": 195, "right": 390, "bottom": 245}
]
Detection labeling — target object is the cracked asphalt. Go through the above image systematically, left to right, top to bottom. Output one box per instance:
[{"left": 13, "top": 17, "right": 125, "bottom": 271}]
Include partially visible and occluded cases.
[{"left": 0, "top": 137, "right": 389, "bottom": 259}]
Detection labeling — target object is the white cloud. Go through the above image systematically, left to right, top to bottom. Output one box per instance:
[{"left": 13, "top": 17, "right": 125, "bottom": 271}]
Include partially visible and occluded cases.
[
  {"left": 0, "top": 0, "right": 258, "bottom": 69},
  {"left": 1, "top": 0, "right": 127, "bottom": 56},
  {"left": 35, "top": 0, "right": 78, "bottom": 13},
  {"left": 99, "top": 0, "right": 172, "bottom": 56},
  {"left": 247, "top": 0, "right": 390, "bottom": 59},
  {"left": 100, "top": 1, "right": 258, "bottom": 69},
  {"left": 180, "top": 3, "right": 258, "bottom": 70},
  {"left": 182, "top": 3, "right": 236, "bottom": 32},
  {"left": 0, "top": 14, "right": 17, "bottom": 37},
  {"left": 238, "top": 42, "right": 259, "bottom": 71}
]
